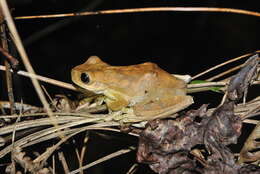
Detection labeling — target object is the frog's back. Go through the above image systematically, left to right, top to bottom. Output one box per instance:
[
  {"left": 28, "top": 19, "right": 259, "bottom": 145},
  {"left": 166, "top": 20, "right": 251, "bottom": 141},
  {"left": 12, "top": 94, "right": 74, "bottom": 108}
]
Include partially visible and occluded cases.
[
  {"left": 105, "top": 62, "right": 187, "bottom": 97},
  {"left": 136, "top": 62, "right": 186, "bottom": 90}
]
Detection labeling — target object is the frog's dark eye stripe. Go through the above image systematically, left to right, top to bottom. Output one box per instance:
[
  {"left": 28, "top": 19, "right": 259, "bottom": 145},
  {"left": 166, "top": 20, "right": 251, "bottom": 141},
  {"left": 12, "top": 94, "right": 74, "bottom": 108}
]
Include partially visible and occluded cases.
[{"left": 81, "top": 73, "right": 90, "bottom": 84}]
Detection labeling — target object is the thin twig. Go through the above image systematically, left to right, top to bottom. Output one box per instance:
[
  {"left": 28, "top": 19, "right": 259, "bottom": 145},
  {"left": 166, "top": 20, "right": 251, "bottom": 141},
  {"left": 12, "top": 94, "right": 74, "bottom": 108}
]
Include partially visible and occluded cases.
[
  {"left": 0, "top": 0, "right": 63, "bottom": 138},
  {"left": 15, "top": 7, "right": 260, "bottom": 20},
  {"left": 0, "top": 21, "right": 16, "bottom": 115},
  {"left": 0, "top": 46, "right": 19, "bottom": 68},
  {"left": 192, "top": 50, "right": 260, "bottom": 80},
  {"left": 4, "top": 61, "right": 15, "bottom": 115},
  {"left": 206, "top": 64, "right": 244, "bottom": 81},
  {"left": 0, "top": 65, "right": 76, "bottom": 91},
  {"left": 41, "top": 85, "right": 59, "bottom": 111},
  {"left": 74, "top": 132, "right": 89, "bottom": 174},
  {"left": 79, "top": 133, "right": 89, "bottom": 174},
  {"left": 68, "top": 147, "right": 134, "bottom": 174},
  {"left": 74, "top": 149, "right": 81, "bottom": 174},
  {"left": 58, "top": 152, "right": 70, "bottom": 174},
  {"left": 52, "top": 155, "right": 55, "bottom": 174}
]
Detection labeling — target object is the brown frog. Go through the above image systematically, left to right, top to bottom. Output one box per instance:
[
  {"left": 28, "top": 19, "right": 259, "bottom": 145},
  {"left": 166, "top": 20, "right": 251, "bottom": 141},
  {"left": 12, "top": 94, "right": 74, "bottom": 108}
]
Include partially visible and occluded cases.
[{"left": 71, "top": 56, "right": 193, "bottom": 120}]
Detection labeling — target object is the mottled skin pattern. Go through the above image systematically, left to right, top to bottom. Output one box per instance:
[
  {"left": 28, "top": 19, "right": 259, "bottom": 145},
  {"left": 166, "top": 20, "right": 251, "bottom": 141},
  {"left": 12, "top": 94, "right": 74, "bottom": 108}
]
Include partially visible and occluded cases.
[{"left": 71, "top": 56, "right": 193, "bottom": 119}]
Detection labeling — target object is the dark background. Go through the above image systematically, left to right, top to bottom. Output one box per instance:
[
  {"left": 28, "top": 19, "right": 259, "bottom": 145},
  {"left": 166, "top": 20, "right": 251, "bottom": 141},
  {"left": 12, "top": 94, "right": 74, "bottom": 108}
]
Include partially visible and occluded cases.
[
  {"left": 1, "top": 0, "right": 260, "bottom": 173},
  {"left": 7, "top": 0, "right": 260, "bottom": 105}
]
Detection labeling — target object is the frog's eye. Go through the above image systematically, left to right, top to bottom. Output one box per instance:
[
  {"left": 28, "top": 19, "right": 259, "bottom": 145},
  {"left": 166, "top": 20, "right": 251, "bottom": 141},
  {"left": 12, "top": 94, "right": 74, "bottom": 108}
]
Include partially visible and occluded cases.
[{"left": 81, "top": 73, "right": 90, "bottom": 84}]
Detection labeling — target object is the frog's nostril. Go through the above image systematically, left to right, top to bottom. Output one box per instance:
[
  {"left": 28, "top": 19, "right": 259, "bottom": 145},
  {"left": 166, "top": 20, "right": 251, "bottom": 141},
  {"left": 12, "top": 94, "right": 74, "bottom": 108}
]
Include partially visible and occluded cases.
[{"left": 81, "top": 73, "right": 90, "bottom": 83}]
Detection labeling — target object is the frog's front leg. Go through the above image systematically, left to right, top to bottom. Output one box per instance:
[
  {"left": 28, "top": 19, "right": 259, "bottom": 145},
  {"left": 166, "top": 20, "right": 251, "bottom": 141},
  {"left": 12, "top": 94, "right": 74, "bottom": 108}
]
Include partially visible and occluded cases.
[
  {"left": 104, "top": 91, "right": 129, "bottom": 111},
  {"left": 133, "top": 95, "right": 193, "bottom": 119}
]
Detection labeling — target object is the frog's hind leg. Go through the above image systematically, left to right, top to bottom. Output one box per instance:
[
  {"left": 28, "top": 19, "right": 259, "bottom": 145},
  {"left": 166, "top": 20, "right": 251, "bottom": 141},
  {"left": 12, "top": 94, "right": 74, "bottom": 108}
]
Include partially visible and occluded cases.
[{"left": 133, "top": 95, "right": 193, "bottom": 120}]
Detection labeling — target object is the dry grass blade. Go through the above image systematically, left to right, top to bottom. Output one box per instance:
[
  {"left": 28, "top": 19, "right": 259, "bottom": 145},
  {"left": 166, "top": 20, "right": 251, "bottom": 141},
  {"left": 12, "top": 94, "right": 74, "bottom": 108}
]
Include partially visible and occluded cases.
[
  {"left": 14, "top": 7, "right": 260, "bottom": 20},
  {"left": 241, "top": 105, "right": 260, "bottom": 120},
  {"left": 10, "top": 109, "right": 22, "bottom": 173},
  {"left": 0, "top": 112, "right": 100, "bottom": 119},
  {"left": 0, "top": 116, "right": 83, "bottom": 136},
  {"left": 243, "top": 119, "right": 259, "bottom": 125},
  {"left": 0, "top": 121, "right": 121, "bottom": 159},
  {"left": 0, "top": 123, "right": 76, "bottom": 158},
  {"left": 32, "top": 123, "right": 121, "bottom": 166},
  {"left": 126, "top": 163, "right": 138, "bottom": 174}
]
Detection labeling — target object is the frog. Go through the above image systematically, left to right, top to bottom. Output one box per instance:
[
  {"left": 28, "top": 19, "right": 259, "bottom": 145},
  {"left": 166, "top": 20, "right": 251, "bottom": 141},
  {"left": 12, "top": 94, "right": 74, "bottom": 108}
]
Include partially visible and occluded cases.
[{"left": 71, "top": 56, "right": 193, "bottom": 120}]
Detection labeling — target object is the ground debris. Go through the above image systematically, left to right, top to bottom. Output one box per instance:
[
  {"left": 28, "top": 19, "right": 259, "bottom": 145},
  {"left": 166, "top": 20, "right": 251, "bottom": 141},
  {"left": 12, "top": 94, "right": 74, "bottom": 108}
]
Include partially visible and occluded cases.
[
  {"left": 136, "top": 54, "right": 260, "bottom": 173},
  {"left": 136, "top": 104, "right": 244, "bottom": 174},
  {"left": 5, "top": 147, "right": 50, "bottom": 174}
]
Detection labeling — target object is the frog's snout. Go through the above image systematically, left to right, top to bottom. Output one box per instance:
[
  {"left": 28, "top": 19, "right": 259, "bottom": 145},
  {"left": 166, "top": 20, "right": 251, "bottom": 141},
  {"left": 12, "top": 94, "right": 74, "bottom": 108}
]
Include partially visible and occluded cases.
[{"left": 71, "top": 70, "right": 80, "bottom": 84}]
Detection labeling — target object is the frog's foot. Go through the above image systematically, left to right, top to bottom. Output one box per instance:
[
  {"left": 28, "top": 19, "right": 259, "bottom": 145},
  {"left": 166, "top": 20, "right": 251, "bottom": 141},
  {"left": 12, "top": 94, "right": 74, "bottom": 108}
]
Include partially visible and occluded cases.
[
  {"left": 52, "top": 95, "right": 77, "bottom": 112},
  {"left": 133, "top": 95, "right": 194, "bottom": 120},
  {"left": 108, "top": 107, "right": 148, "bottom": 124},
  {"left": 110, "top": 107, "right": 134, "bottom": 121},
  {"left": 121, "top": 107, "right": 134, "bottom": 114}
]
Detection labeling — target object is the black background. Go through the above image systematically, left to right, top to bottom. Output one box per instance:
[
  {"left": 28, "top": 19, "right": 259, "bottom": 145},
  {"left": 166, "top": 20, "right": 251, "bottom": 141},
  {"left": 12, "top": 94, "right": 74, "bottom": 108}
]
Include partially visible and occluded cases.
[
  {"left": 1, "top": 0, "right": 260, "bottom": 173},
  {"left": 7, "top": 0, "right": 260, "bottom": 105}
]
